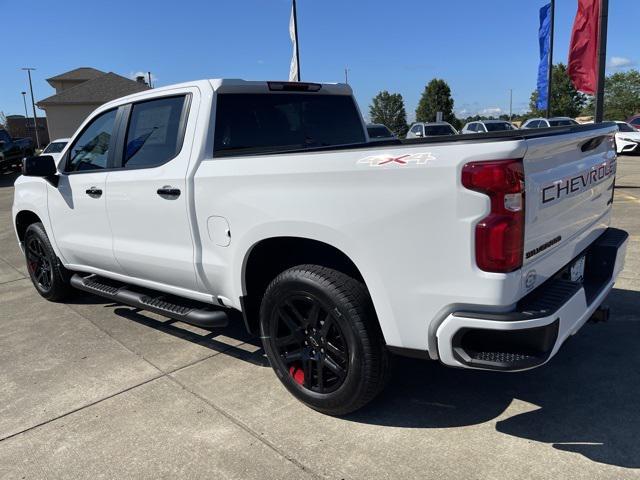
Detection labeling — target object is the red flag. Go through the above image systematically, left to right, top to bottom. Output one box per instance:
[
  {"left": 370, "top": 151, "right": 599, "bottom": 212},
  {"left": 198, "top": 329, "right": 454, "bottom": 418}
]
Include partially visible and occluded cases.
[{"left": 568, "top": 0, "right": 601, "bottom": 95}]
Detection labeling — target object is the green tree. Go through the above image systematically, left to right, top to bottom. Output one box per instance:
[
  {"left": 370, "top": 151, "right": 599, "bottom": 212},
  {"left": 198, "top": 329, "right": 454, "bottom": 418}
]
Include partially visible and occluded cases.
[
  {"left": 529, "top": 63, "right": 586, "bottom": 118},
  {"left": 582, "top": 69, "right": 640, "bottom": 120},
  {"left": 415, "top": 79, "right": 458, "bottom": 128},
  {"left": 369, "top": 91, "right": 408, "bottom": 137}
]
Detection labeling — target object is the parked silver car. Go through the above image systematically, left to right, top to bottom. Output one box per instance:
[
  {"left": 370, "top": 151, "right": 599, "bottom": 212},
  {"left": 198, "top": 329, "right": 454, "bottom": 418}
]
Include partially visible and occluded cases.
[
  {"left": 521, "top": 117, "right": 579, "bottom": 129},
  {"left": 460, "top": 120, "right": 517, "bottom": 134},
  {"left": 406, "top": 122, "right": 457, "bottom": 138}
]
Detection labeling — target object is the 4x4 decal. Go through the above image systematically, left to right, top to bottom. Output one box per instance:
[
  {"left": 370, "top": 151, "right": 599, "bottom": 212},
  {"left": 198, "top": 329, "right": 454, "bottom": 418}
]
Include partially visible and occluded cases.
[{"left": 357, "top": 152, "right": 435, "bottom": 167}]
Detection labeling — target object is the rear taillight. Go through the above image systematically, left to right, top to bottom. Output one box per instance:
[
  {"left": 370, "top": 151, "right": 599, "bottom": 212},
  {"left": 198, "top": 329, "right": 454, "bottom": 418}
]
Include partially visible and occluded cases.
[{"left": 462, "top": 159, "right": 525, "bottom": 273}]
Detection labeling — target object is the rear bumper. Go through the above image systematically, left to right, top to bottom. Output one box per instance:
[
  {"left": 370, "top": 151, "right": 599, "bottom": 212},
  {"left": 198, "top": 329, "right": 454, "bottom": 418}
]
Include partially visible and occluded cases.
[{"left": 436, "top": 227, "right": 628, "bottom": 371}]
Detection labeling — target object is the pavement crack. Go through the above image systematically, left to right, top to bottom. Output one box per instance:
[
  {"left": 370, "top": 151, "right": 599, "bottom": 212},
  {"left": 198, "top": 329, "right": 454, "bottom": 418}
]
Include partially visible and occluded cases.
[
  {"left": 0, "top": 256, "right": 26, "bottom": 279},
  {"left": 0, "top": 277, "right": 27, "bottom": 286},
  {"left": 0, "top": 374, "right": 165, "bottom": 444},
  {"left": 165, "top": 375, "right": 325, "bottom": 480}
]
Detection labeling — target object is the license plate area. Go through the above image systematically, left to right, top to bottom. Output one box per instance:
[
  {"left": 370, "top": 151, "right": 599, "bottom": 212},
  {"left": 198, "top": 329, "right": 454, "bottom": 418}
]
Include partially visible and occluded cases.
[
  {"left": 557, "top": 255, "right": 586, "bottom": 285},
  {"left": 569, "top": 256, "right": 586, "bottom": 283}
]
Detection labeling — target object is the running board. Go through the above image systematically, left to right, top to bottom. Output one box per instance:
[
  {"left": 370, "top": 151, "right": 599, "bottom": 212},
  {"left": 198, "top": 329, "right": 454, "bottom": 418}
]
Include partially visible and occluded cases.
[{"left": 70, "top": 274, "right": 228, "bottom": 329}]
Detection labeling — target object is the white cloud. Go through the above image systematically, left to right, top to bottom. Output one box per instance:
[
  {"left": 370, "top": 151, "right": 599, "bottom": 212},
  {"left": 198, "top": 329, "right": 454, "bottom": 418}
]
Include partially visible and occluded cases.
[
  {"left": 607, "top": 56, "right": 635, "bottom": 69},
  {"left": 129, "top": 71, "right": 159, "bottom": 86},
  {"left": 456, "top": 106, "right": 504, "bottom": 118},
  {"left": 479, "top": 107, "right": 503, "bottom": 117}
]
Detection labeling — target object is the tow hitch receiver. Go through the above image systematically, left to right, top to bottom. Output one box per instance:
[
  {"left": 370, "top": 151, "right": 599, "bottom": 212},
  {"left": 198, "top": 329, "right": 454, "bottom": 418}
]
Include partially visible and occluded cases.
[{"left": 589, "top": 305, "right": 610, "bottom": 323}]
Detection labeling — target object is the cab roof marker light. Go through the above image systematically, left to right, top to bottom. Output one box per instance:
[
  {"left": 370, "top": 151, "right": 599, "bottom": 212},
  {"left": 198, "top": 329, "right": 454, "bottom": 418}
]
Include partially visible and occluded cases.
[{"left": 267, "top": 81, "right": 322, "bottom": 92}]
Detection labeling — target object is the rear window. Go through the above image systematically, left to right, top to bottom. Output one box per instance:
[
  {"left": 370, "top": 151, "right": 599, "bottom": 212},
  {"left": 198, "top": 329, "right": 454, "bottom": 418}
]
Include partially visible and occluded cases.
[
  {"left": 214, "top": 94, "right": 365, "bottom": 154},
  {"left": 548, "top": 119, "right": 577, "bottom": 127},
  {"left": 484, "top": 122, "right": 513, "bottom": 132},
  {"left": 367, "top": 125, "right": 393, "bottom": 139},
  {"left": 424, "top": 125, "right": 455, "bottom": 136}
]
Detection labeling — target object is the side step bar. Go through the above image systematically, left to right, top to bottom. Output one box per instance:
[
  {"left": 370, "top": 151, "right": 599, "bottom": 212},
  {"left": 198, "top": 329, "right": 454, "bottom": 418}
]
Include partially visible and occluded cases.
[{"left": 70, "top": 274, "right": 228, "bottom": 329}]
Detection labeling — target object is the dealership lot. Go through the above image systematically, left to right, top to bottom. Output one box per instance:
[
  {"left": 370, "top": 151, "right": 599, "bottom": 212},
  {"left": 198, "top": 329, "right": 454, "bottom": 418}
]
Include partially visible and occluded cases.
[{"left": 0, "top": 157, "right": 639, "bottom": 479}]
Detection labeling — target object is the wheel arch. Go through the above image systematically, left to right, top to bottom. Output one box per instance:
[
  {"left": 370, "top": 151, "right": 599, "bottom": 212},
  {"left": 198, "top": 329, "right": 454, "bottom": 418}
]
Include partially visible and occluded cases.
[
  {"left": 15, "top": 210, "right": 43, "bottom": 242},
  {"left": 240, "top": 236, "right": 376, "bottom": 337}
]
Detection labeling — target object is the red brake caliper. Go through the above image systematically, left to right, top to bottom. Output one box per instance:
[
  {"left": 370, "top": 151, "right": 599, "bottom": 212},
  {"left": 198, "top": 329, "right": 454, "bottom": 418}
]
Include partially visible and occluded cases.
[{"left": 289, "top": 364, "right": 305, "bottom": 385}]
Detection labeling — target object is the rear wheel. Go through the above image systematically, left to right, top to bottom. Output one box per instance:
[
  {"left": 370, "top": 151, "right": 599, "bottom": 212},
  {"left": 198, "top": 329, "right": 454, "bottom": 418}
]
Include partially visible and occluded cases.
[
  {"left": 24, "top": 222, "right": 73, "bottom": 301},
  {"left": 260, "top": 265, "right": 390, "bottom": 415}
]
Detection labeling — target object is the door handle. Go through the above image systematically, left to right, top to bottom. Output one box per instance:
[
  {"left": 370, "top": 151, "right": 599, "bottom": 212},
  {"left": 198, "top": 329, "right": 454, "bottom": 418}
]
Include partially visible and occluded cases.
[
  {"left": 85, "top": 186, "right": 102, "bottom": 197},
  {"left": 157, "top": 186, "right": 181, "bottom": 198}
]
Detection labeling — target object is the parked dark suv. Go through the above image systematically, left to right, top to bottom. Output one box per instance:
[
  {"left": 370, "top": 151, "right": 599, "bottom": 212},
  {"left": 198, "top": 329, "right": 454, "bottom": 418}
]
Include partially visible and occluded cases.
[{"left": 0, "top": 129, "right": 34, "bottom": 173}]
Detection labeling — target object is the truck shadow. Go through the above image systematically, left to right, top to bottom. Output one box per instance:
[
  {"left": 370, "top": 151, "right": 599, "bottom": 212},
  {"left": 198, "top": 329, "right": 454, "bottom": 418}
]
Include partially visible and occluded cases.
[
  {"left": 72, "top": 286, "right": 639, "bottom": 468},
  {"left": 346, "top": 287, "right": 640, "bottom": 469},
  {"left": 111, "top": 304, "right": 268, "bottom": 367}
]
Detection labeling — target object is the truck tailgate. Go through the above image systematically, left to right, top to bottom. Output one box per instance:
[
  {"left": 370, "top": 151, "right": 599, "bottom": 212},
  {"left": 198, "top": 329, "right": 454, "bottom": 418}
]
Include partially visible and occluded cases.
[{"left": 523, "top": 124, "right": 618, "bottom": 266}]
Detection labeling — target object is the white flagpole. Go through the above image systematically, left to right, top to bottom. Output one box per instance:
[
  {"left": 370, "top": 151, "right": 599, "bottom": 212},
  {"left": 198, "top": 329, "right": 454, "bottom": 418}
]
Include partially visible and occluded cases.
[{"left": 289, "top": 0, "right": 301, "bottom": 81}]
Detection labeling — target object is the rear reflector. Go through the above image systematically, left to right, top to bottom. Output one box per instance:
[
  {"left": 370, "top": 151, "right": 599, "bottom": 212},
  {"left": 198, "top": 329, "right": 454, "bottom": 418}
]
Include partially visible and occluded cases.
[
  {"left": 267, "top": 81, "right": 322, "bottom": 92},
  {"left": 462, "top": 159, "right": 525, "bottom": 273}
]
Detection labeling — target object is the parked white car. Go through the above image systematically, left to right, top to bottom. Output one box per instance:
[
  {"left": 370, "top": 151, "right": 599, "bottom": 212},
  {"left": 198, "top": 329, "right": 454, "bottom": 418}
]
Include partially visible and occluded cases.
[
  {"left": 12, "top": 79, "right": 627, "bottom": 415},
  {"left": 521, "top": 117, "right": 579, "bottom": 129},
  {"left": 460, "top": 119, "right": 516, "bottom": 134},
  {"left": 614, "top": 121, "right": 640, "bottom": 154},
  {"left": 406, "top": 122, "right": 457, "bottom": 138},
  {"left": 41, "top": 138, "right": 70, "bottom": 163}
]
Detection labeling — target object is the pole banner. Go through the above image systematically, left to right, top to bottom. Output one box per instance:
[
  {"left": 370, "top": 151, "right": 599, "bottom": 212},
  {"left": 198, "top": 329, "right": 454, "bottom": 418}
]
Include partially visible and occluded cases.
[
  {"left": 568, "top": 0, "right": 600, "bottom": 95},
  {"left": 536, "top": 3, "right": 552, "bottom": 110}
]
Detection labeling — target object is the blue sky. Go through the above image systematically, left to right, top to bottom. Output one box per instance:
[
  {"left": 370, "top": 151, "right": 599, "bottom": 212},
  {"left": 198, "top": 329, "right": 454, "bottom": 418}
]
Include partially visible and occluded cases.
[{"left": 1, "top": 0, "right": 637, "bottom": 121}]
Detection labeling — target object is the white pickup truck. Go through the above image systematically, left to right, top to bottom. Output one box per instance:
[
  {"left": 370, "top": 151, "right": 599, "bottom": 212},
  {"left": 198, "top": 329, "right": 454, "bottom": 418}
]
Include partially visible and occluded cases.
[{"left": 13, "top": 79, "right": 628, "bottom": 415}]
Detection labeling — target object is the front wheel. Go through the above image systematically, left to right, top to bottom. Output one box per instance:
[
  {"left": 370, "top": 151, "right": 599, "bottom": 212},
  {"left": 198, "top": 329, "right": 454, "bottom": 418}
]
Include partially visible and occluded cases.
[
  {"left": 24, "top": 222, "right": 73, "bottom": 301},
  {"left": 260, "top": 265, "right": 390, "bottom": 415}
]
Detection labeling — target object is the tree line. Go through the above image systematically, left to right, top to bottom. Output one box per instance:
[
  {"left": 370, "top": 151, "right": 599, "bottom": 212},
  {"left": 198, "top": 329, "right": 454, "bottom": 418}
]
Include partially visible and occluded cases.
[{"left": 369, "top": 65, "right": 640, "bottom": 137}]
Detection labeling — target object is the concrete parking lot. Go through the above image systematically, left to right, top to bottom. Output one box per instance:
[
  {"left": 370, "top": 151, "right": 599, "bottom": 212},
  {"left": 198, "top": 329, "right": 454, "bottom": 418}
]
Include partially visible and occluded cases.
[{"left": 0, "top": 157, "right": 639, "bottom": 479}]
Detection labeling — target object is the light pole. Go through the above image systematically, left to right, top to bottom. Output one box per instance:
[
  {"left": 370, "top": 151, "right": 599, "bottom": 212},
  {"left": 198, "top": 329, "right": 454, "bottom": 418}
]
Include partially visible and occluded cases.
[
  {"left": 594, "top": 0, "right": 609, "bottom": 123},
  {"left": 21, "top": 67, "right": 40, "bottom": 149},
  {"left": 509, "top": 89, "right": 513, "bottom": 122},
  {"left": 21, "top": 92, "right": 30, "bottom": 133}
]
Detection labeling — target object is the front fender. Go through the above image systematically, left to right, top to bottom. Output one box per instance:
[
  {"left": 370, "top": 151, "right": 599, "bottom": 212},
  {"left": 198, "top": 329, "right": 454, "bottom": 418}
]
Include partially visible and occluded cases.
[{"left": 12, "top": 176, "right": 66, "bottom": 262}]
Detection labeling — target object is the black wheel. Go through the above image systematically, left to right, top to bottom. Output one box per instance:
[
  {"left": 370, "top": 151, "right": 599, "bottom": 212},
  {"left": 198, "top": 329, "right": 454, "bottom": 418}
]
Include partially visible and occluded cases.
[
  {"left": 24, "top": 222, "right": 73, "bottom": 301},
  {"left": 260, "top": 265, "right": 390, "bottom": 415}
]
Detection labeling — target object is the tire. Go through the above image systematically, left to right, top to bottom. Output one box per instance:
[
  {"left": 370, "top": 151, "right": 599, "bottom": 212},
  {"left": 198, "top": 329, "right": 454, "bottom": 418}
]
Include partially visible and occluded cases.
[
  {"left": 24, "top": 222, "right": 73, "bottom": 301},
  {"left": 260, "top": 265, "right": 390, "bottom": 415}
]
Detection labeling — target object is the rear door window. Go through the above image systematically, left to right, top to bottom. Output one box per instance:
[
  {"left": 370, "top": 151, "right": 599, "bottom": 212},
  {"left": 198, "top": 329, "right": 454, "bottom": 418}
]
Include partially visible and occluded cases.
[
  {"left": 214, "top": 94, "right": 365, "bottom": 155},
  {"left": 123, "top": 95, "right": 187, "bottom": 168}
]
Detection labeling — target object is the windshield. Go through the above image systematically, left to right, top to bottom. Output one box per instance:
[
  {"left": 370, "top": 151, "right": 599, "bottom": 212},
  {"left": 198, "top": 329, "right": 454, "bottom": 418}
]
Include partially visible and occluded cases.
[
  {"left": 548, "top": 119, "right": 577, "bottom": 127},
  {"left": 484, "top": 122, "right": 513, "bottom": 132},
  {"left": 617, "top": 123, "right": 637, "bottom": 133},
  {"left": 367, "top": 125, "right": 393, "bottom": 138},
  {"left": 424, "top": 125, "right": 455, "bottom": 136},
  {"left": 43, "top": 141, "right": 67, "bottom": 153}
]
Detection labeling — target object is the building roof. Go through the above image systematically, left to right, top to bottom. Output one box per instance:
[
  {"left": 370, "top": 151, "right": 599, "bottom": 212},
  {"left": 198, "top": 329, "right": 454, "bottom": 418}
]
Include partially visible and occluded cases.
[
  {"left": 46, "top": 67, "right": 105, "bottom": 83},
  {"left": 38, "top": 72, "right": 150, "bottom": 106}
]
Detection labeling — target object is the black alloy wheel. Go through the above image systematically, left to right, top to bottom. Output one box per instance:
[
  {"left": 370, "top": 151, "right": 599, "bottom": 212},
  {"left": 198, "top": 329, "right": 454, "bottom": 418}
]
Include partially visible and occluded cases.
[
  {"left": 24, "top": 222, "right": 72, "bottom": 301},
  {"left": 26, "top": 234, "right": 53, "bottom": 291},
  {"left": 260, "top": 265, "right": 390, "bottom": 415},
  {"left": 271, "top": 293, "right": 349, "bottom": 394}
]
